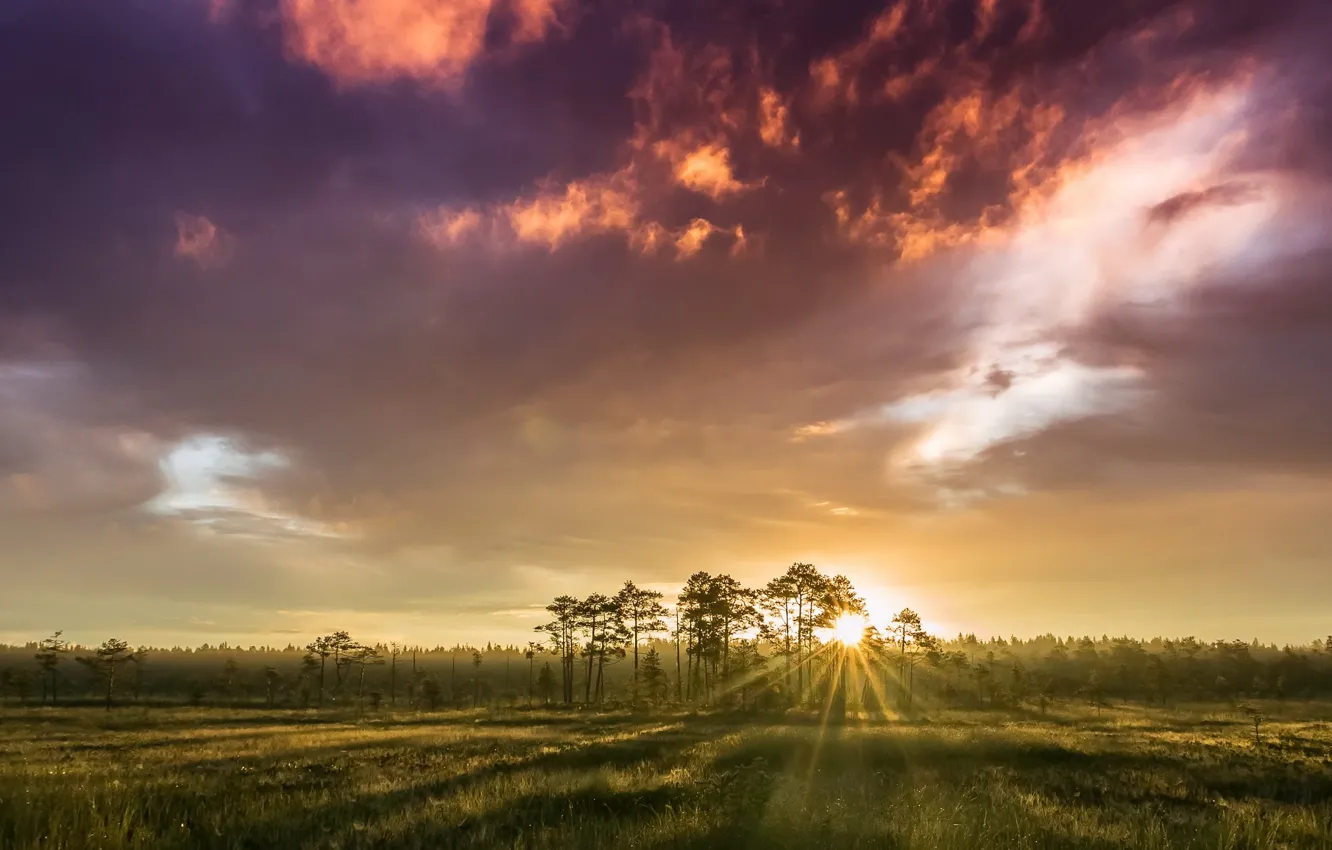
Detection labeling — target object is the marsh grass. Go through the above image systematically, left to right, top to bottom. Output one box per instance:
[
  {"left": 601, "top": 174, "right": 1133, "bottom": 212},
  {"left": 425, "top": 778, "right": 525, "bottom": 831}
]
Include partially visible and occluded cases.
[{"left": 1, "top": 704, "right": 1330, "bottom": 849}]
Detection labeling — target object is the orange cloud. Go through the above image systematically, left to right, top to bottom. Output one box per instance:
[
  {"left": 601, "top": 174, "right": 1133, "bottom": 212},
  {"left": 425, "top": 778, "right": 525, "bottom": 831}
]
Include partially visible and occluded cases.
[
  {"left": 277, "top": 0, "right": 565, "bottom": 89},
  {"left": 508, "top": 0, "right": 569, "bottom": 44},
  {"left": 808, "top": 0, "right": 1049, "bottom": 111},
  {"left": 974, "top": 0, "right": 1001, "bottom": 42},
  {"left": 809, "top": 1, "right": 914, "bottom": 108},
  {"left": 407, "top": 20, "right": 766, "bottom": 257},
  {"left": 627, "top": 23, "right": 769, "bottom": 202},
  {"left": 883, "top": 55, "right": 940, "bottom": 101},
  {"left": 836, "top": 75, "right": 1067, "bottom": 259},
  {"left": 758, "top": 86, "right": 799, "bottom": 149},
  {"left": 655, "top": 139, "right": 749, "bottom": 199},
  {"left": 415, "top": 169, "right": 747, "bottom": 259},
  {"left": 503, "top": 171, "right": 641, "bottom": 250},
  {"left": 823, "top": 190, "right": 895, "bottom": 248},
  {"left": 417, "top": 207, "right": 484, "bottom": 247},
  {"left": 173, "top": 212, "right": 234, "bottom": 270},
  {"left": 667, "top": 218, "right": 750, "bottom": 260},
  {"left": 673, "top": 218, "right": 717, "bottom": 259},
  {"left": 629, "top": 221, "right": 670, "bottom": 256},
  {"left": 729, "top": 224, "right": 751, "bottom": 257},
  {"left": 792, "top": 420, "right": 847, "bottom": 441}
]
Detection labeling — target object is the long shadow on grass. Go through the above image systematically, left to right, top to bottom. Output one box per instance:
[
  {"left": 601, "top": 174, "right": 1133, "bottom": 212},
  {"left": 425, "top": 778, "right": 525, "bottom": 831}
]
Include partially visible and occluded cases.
[
  {"left": 171, "top": 713, "right": 716, "bottom": 775},
  {"left": 169, "top": 719, "right": 624, "bottom": 775},
  {"left": 162, "top": 723, "right": 719, "bottom": 850},
  {"left": 53, "top": 728, "right": 302, "bottom": 755},
  {"left": 711, "top": 728, "right": 1175, "bottom": 777},
  {"left": 400, "top": 784, "right": 692, "bottom": 849},
  {"left": 636, "top": 819, "right": 1132, "bottom": 850}
]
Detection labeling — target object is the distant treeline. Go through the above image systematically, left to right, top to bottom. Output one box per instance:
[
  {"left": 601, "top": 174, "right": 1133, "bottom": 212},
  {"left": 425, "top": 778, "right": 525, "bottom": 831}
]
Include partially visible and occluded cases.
[{"left": 3, "top": 563, "right": 1330, "bottom": 712}]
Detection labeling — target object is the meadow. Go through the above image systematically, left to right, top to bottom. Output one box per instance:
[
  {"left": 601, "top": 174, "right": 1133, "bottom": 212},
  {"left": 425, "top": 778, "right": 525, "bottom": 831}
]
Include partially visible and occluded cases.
[{"left": 2, "top": 703, "right": 1331, "bottom": 849}]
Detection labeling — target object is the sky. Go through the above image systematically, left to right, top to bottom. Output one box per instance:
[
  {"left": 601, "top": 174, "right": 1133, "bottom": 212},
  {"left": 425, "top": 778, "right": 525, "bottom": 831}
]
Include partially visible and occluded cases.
[{"left": 2, "top": 0, "right": 1331, "bottom": 648}]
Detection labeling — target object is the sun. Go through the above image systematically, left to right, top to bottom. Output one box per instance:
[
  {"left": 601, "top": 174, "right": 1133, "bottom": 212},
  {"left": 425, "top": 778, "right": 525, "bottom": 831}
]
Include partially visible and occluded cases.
[{"left": 830, "top": 612, "right": 868, "bottom": 646}]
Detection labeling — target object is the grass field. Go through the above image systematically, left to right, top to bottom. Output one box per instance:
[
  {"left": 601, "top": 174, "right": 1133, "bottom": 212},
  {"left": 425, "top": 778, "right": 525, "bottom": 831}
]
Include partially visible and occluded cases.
[{"left": 2, "top": 703, "right": 1331, "bottom": 849}]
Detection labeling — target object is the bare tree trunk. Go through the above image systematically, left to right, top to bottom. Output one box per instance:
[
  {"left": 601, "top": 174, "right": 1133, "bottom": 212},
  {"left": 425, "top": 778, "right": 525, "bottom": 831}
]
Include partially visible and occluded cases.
[
  {"left": 796, "top": 598, "right": 804, "bottom": 704},
  {"left": 674, "top": 608, "right": 682, "bottom": 704},
  {"left": 785, "top": 610, "right": 793, "bottom": 704},
  {"left": 631, "top": 615, "right": 640, "bottom": 705},
  {"left": 584, "top": 618, "right": 597, "bottom": 704},
  {"left": 685, "top": 632, "right": 693, "bottom": 703}
]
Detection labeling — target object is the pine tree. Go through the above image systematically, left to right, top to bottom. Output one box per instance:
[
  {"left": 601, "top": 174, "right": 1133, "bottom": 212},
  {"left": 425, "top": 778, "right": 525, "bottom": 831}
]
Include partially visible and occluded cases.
[
  {"left": 34, "top": 631, "right": 70, "bottom": 705},
  {"left": 76, "top": 639, "right": 142, "bottom": 711},
  {"left": 640, "top": 647, "right": 668, "bottom": 707},
  {"left": 536, "top": 662, "right": 556, "bottom": 705}
]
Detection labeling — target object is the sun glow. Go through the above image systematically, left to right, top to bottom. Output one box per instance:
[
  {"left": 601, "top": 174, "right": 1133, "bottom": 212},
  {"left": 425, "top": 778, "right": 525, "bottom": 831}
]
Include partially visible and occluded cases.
[{"left": 830, "top": 612, "right": 869, "bottom": 646}]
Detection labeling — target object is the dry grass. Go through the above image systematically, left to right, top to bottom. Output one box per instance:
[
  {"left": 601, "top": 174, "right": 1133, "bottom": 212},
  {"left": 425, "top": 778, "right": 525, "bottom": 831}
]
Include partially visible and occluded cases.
[{"left": 1, "top": 703, "right": 1330, "bottom": 849}]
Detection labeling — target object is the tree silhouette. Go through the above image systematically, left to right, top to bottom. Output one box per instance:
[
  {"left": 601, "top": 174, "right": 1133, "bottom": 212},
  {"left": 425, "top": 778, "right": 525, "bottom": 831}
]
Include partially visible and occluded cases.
[
  {"left": 770, "top": 563, "right": 831, "bottom": 704},
  {"left": 677, "top": 572, "right": 761, "bottom": 705},
  {"left": 820, "top": 574, "right": 867, "bottom": 714},
  {"left": 760, "top": 577, "right": 798, "bottom": 701},
  {"left": 615, "top": 581, "right": 668, "bottom": 704},
  {"left": 575, "top": 594, "right": 617, "bottom": 704},
  {"left": 538, "top": 596, "right": 580, "bottom": 705},
  {"left": 590, "top": 596, "right": 630, "bottom": 704},
  {"left": 888, "top": 608, "right": 928, "bottom": 705},
  {"left": 34, "top": 631, "right": 69, "bottom": 705},
  {"left": 305, "top": 631, "right": 357, "bottom": 706},
  {"left": 903, "top": 631, "right": 939, "bottom": 708},
  {"left": 304, "top": 637, "right": 333, "bottom": 707},
  {"left": 76, "top": 639, "right": 141, "bottom": 711},
  {"left": 728, "top": 639, "right": 767, "bottom": 710},
  {"left": 524, "top": 641, "right": 543, "bottom": 708},
  {"left": 387, "top": 642, "right": 404, "bottom": 707},
  {"left": 351, "top": 645, "right": 383, "bottom": 711},
  {"left": 639, "top": 647, "right": 668, "bottom": 707},
  {"left": 128, "top": 648, "right": 148, "bottom": 703},
  {"left": 471, "top": 649, "right": 483, "bottom": 708},
  {"left": 297, "top": 653, "right": 320, "bottom": 707},
  {"left": 222, "top": 658, "right": 241, "bottom": 707},
  {"left": 536, "top": 662, "right": 556, "bottom": 706},
  {"left": 263, "top": 666, "right": 282, "bottom": 708},
  {"left": 2, "top": 668, "right": 34, "bottom": 704},
  {"left": 420, "top": 675, "right": 442, "bottom": 710}
]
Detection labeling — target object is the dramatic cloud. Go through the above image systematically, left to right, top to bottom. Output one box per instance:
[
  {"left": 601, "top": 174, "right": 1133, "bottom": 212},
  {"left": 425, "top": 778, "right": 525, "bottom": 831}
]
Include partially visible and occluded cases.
[
  {"left": 2, "top": 0, "right": 1331, "bottom": 644},
  {"left": 278, "top": 0, "right": 568, "bottom": 89},
  {"left": 757, "top": 87, "right": 799, "bottom": 150},
  {"left": 656, "top": 140, "right": 749, "bottom": 199},
  {"left": 503, "top": 172, "right": 642, "bottom": 249}
]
